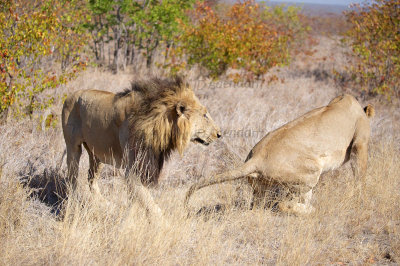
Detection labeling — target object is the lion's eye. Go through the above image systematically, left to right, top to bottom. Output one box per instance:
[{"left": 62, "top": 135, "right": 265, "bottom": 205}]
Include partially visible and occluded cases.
[{"left": 203, "top": 114, "right": 207, "bottom": 118}]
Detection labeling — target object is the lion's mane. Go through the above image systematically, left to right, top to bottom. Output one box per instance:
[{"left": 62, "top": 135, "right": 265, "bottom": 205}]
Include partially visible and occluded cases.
[{"left": 118, "top": 77, "right": 198, "bottom": 185}]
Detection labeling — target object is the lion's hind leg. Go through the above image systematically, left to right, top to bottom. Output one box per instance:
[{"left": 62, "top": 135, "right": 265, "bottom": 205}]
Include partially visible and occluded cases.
[
  {"left": 83, "top": 142, "right": 103, "bottom": 197},
  {"left": 66, "top": 143, "right": 82, "bottom": 192}
]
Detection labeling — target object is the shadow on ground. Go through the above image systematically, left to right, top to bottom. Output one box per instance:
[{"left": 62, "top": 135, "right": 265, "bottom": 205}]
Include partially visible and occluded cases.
[
  {"left": 19, "top": 161, "right": 68, "bottom": 215},
  {"left": 190, "top": 187, "right": 290, "bottom": 221}
]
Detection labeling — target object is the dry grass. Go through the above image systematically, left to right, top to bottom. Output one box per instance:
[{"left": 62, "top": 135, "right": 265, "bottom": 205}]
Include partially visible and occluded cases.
[{"left": 1, "top": 36, "right": 399, "bottom": 265}]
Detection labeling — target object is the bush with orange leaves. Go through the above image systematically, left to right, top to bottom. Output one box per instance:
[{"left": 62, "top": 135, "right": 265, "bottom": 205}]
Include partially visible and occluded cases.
[{"left": 166, "top": 0, "right": 308, "bottom": 80}]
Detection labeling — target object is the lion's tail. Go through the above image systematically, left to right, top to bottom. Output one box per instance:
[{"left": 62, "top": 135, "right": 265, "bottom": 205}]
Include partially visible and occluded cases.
[
  {"left": 364, "top": 104, "right": 375, "bottom": 118},
  {"left": 184, "top": 162, "right": 256, "bottom": 210}
]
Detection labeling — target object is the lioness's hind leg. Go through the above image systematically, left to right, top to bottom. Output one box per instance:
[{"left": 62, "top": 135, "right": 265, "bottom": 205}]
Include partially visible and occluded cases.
[
  {"left": 352, "top": 118, "right": 370, "bottom": 191},
  {"left": 351, "top": 141, "right": 368, "bottom": 198},
  {"left": 351, "top": 142, "right": 368, "bottom": 182},
  {"left": 278, "top": 188, "right": 315, "bottom": 215},
  {"left": 300, "top": 189, "right": 315, "bottom": 212},
  {"left": 301, "top": 189, "right": 312, "bottom": 205},
  {"left": 278, "top": 200, "right": 314, "bottom": 215}
]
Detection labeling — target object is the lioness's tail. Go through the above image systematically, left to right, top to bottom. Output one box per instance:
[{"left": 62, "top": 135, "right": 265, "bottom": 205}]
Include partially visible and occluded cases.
[
  {"left": 364, "top": 104, "right": 375, "bottom": 118},
  {"left": 184, "top": 162, "right": 256, "bottom": 209}
]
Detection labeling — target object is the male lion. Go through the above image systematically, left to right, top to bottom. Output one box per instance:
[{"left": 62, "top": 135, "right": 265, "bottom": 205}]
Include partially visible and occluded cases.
[
  {"left": 62, "top": 77, "right": 221, "bottom": 219},
  {"left": 185, "top": 94, "right": 374, "bottom": 215}
]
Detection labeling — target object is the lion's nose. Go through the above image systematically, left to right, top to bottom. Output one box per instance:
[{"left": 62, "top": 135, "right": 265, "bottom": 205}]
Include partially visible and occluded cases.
[{"left": 217, "top": 132, "right": 222, "bottom": 138}]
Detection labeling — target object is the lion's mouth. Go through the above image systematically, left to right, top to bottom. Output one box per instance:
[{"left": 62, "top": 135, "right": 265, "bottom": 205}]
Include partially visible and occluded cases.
[{"left": 193, "top": 137, "right": 209, "bottom": 146}]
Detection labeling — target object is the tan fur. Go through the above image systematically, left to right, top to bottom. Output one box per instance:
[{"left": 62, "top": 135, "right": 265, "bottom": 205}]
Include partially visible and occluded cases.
[
  {"left": 62, "top": 77, "right": 221, "bottom": 220},
  {"left": 185, "top": 94, "right": 374, "bottom": 215}
]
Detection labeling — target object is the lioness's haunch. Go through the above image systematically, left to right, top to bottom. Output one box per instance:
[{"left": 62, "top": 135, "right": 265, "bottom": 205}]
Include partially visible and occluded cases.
[
  {"left": 62, "top": 76, "right": 221, "bottom": 220},
  {"left": 185, "top": 94, "right": 374, "bottom": 215}
]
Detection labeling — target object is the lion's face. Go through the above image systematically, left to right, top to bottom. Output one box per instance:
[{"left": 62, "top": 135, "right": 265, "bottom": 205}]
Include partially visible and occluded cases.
[{"left": 183, "top": 102, "right": 221, "bottom": 146}]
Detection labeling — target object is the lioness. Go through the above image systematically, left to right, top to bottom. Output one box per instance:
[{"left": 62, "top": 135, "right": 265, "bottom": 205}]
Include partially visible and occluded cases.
[
  {"left": 62, "top": 77, "right": 221, "bottom": 219},
  {"left": 185, "top": 94, "right": 374, "bottom": 215}
]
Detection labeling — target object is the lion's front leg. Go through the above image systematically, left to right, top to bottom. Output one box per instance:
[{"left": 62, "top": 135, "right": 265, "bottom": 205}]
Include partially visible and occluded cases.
[
  {"left": 125, "top": 165, "right": 164, "bottom": 223},
  {"left": 129, "top": 183, "right": 163, "bottom": 219}
]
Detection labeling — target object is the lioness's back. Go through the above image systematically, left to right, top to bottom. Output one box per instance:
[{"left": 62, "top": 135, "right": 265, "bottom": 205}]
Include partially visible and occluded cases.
[{"left": 251, "top": 94, "right": 370, "bottom": 176}]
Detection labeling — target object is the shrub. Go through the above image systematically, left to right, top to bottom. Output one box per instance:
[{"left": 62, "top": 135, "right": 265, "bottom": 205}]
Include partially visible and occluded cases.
[
  {"left": 0, "top": 0, "right": 88, "bottom": 117},
  {"left": 85, "top": 0, "right": 195, "bottom": 71},
  {"left": 167, "top": 0, "right": 308, "bottom": 80},
  {"left": 344, "top": 0, "right": 400, "bottom": 98}
]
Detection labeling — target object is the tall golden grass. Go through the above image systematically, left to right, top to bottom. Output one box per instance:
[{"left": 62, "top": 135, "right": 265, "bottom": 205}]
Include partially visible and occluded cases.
[{"left": 0, "top": 36, "right": 399, "bottom": 265}]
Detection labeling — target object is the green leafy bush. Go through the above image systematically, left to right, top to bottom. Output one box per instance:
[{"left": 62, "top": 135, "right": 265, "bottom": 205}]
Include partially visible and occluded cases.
[
  {"left": 0, "top": 0, "right": 88, "bottom": 117},
  {"left": 85, "top": 0, "right": 195, "bottom": 71},
  {"left": 344, "top": 0, "right": 400, "bottom": 98}
]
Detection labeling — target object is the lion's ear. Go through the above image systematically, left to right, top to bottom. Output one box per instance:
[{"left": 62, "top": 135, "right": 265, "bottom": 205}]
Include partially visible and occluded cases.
[{"left": 176, "top": 102, "right": 186, "bottom": 117}]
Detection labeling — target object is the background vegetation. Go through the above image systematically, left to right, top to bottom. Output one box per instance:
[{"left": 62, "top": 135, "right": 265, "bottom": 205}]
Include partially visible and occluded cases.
[
  {"left": 0, "top": 0, "right": 400, "bottom": 264},
  {"left": 0, "top": 0, "right": 88, "bottom": 117},
  {"left": 2, "top": 0, "right": 399, "bottom": 119},
  {"left": 344, "top": 0, "right": 400, "bottom": 98},
  {"left": 167, "top": 1, "right": 309, "bottom": 79}
]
